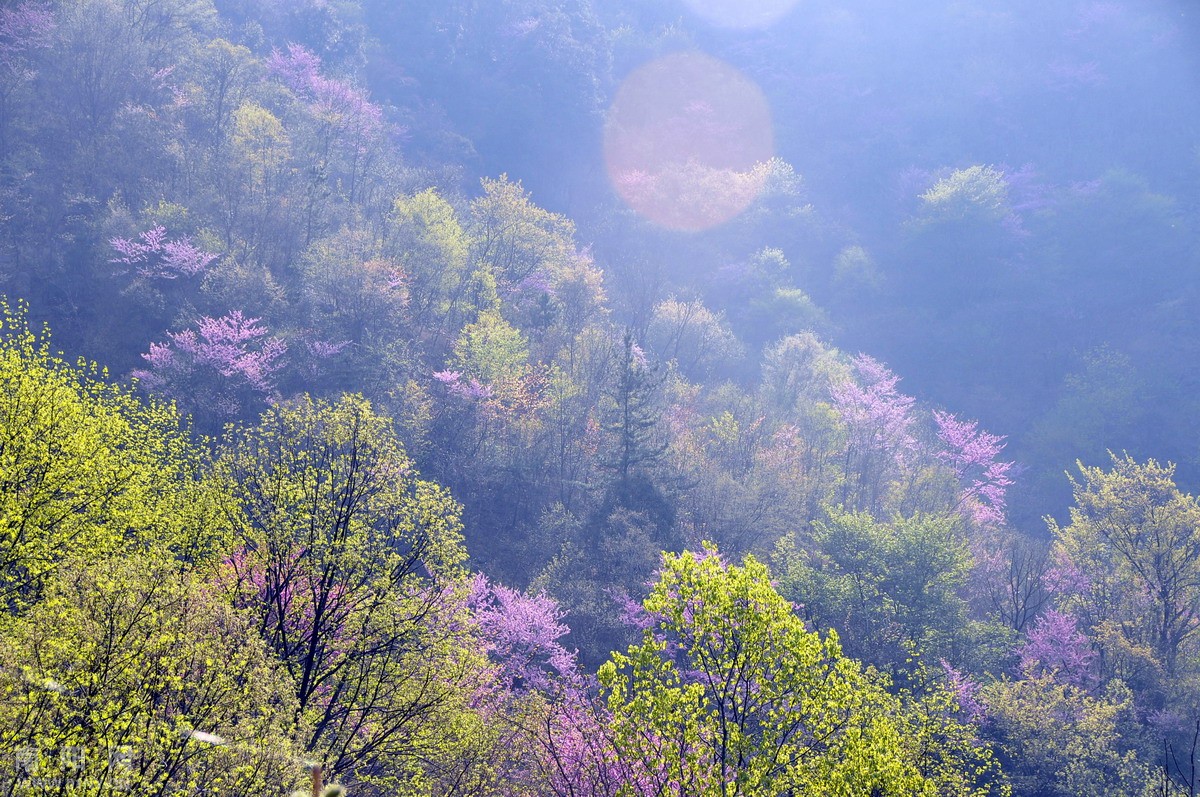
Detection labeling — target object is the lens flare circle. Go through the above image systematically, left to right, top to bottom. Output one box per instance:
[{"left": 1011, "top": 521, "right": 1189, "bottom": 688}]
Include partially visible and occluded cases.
[
  {"left": 682, "top": 0, "right": 800, "bottom": 29},
  {"left": 603, "top": 52, "right": 775, "bottom": 232}
]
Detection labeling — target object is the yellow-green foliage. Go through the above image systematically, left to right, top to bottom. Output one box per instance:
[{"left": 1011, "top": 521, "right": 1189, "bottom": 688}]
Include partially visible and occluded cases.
[
  {"left": 233, "top": 101, "right": 291, "bottom": 184},
  {"left": 919, "top": 165, "right": 1009, "bottom": 222},
  {"left": 469, "top": 176, "right": 577, "bottom": 287},
  {"left": 389, "top": 188, "right": 471, "bottom": 320},
  {"left": 300, "top": 228, "right": 410, "bottom": 343},
  {"left": 833, "top": 244, "right": 883, "bottom": 292},
  {"left": 0, "top": 302, "right": 229, "bottom": 608},
  {"left": 452, "top": 309, "right": 529, "bottom": 386},
  {"left": 220, "top": 392, "right": 466, "bottom": 581},
  {"left": 219, "top": 394, "right": 487, "bottom": 791},
  {"left": 1050, "top": 453, "right": 1200, "bottom": 675},
  {"left": 599, "top": 547, "right": 937, "bottom": 796},
  {"left": 0, "top": 553, "right": 304, "bottom": 795},
  {"left": 893, "top": 664, "right": 1011, "bottom": 797},
  {"left": 983, "top": 675, "right": 1147, "bottom": 797}
]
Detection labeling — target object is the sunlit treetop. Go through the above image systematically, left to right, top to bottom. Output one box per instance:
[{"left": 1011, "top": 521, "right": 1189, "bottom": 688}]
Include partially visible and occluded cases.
[
  {"left": 0, "top": 300, "right": 231, "bottom": 609},
  {"left": 600, "top": 545, "right": 940, "bottom": 795}
]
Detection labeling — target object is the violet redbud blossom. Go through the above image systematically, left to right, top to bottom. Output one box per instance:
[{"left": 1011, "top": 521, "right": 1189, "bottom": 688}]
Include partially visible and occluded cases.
[
  {"left": 0, "top": 2, "right": 54, "bottom": 77},
  {"left": 267, "top": 43, "right": 383, "bottom": 145},
  {"left": 110, "top": 225, "right": 217, "bottom": 279},
  {"left": 134, "top": 311, "right": 287, "bottom": 411},
  {"left": 306, "top": 339, "right": 349, "bottom": 359},
  {"left": 830, "top": 354, "right": 917, "bottom": 458},
  {"left": 432, "top": 369, "right": 494, "bottom": 401},
  {"left": 933, "top": 410, "right": 1015, "bottom": 526},
  {"left": 468, "top": 574, "right": 577, "bottom": 693},
  {"left": 1019, "top": 609, "right": 1096, "bottom": 688},
  {"left": 940, "top": 659, "right": 986, "bottom": 721}
]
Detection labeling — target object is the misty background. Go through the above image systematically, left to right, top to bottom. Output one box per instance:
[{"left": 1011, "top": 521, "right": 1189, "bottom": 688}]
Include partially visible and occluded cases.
[{"left": 358, "top": 0, "right": 1200, "bottom": 528}]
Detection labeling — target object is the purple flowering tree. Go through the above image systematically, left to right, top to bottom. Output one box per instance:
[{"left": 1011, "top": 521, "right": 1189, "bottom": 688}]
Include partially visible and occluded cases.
[
  {"left": 0, "top": 0, "right": 52, "bottom": 150},
  {"left": 0, "top": 1, "right": 53, "bottom": 79},
  {"left": 266, "top": 43, "right": 385, "bottom": 203},
  {"left": 266, "top": 44, "right": 383, "bottom": 144},
  {"left": 110, "top": 224, "right": 218, "bottom": 280},
  {"left": 134, "top": 311, "right": 286, "bottom": 426},
  {"left": 829, "top": 354, "right": 917, "bottom": 513},
  {"left": 431, "top": 369, "right": 495, "bottom": 402},
  {"left": 216, "top": 394, "right": 488, "bottom": 790},
  {"left": 933, "top": 410, "right": 1015, "bottom": 527},
  {"left": 967, "top": 529, "right": 1052, "bottom": 633},
  {"left": 222, "top": 545, "right": 353, "bottom": 670},
  {"left": 466, "top": 574, "right": 633, "bottom": 796},
  {"left": 468, "top": 574, "right": 577, "bottom": 693},
  {"left": 1018, "top": 609, "right": 1097, "bottom": 688},
  {"left": 940, "top": 659, "right": 987, "bottom": 722}
]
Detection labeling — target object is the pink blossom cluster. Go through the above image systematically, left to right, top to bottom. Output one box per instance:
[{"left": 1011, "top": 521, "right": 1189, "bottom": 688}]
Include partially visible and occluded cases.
[
  {"left": 0, "top": 1, "right": 54, "bottom": 76},
  {"left": 266, "top": 43, "right": 383, "bottom": 146},
  {"left": 110, "top": 225, "right": 217, "bottom": 280},
  {"left": 511, "top": 270, "right": 555, "bottom": 296},
  {"left": 135, "top": 311, "right": 286, "bottom": 398},
  {"left": 305, "top": 338, "right": 349, "bottom": 359},
  {"left": 628, "top": 340, "right": 649, "bottom": 370},
  {"left": 830, "top": 354, "right": 917, "bottom": 458},
  {"left": 432, "top": 369, "right": 494, "bottom": 401},
  {"left": 933, "top": 410, "right": 1015, "bottom": 526},
  {"left": 222, "top": 545, "right": 352, "bottom": 665},
  {"left": 1043, "top": 559, "right": 1092, "bottom": 596},
  {"left": 468, "top": 574, "right": 577, "bottom": 693},
  {"left": 1019, "top": 609, "right": 1096, "bottom": 688},
  {"left": 940, "top": 659, "right": 987, "bottom": 721}
]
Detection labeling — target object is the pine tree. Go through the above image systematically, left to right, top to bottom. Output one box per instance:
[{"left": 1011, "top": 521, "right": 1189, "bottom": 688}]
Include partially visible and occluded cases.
[{"left": 604, "top": 330, "right": 665, "bottom": 485}]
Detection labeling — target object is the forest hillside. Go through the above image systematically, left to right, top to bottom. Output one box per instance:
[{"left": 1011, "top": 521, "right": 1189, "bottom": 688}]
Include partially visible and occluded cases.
[{"left": 1, "top": 0, "right": 1199, "bottom": 794}]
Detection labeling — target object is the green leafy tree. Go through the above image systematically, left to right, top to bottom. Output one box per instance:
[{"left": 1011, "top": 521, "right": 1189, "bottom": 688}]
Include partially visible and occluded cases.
[
  {"left": 185, "top": 38, "right": 259, "bottom": 151},
  {"left": 212, "top": 96, "right": 298, "bottom": 271},
  {"left": 231, "top": 100, "right": 292, "bottom": 196},
  {"left": 918, "top": 166, "right": 1009, "bottom": 224},
  {"left": 467, "top": 176, "right": 604, "bottom": 354},
  {"left": 470, "top": 176, "right": 576, "bottom": 292},
  {"left": 386, "top": 188, "right": 470, "bottom": 331},
  {"left": 300, "top": 228, "right": 409, "bottom": 347},
  {"left": 646, "top": 298, "right": 743, "bottom": 381},
  {"left": 0, "top": 303, "right": 228, "bottom": 608},
  {"left": 434, "top": 307, "right": 546, "bottom": 468},
  {"left": 451, "top": 309, "right": 530, "bottom": 388},
  {"left": 603, "top": 331, "right": 664, "bottom": 487},
  {"left": 1025, "top": 348, "right": 1149, "bottom": 516},
  {"left": 218, "top": 393, "right": 483, "bottom": 794},
  {"left": 1051, "top": 453, "right": 1200, "bottom": 676},
  {"left": 535, "top": 504, "right": 665, "bottom": 668},
  {"left": 775, "top": 510, "right": 972, "bottom": 669},
  {"left": 599, "top": 547, "right": 938, "bottom": 796},
  {"left": 0, "top": 553, "right": 304, "bottom": 796},
  {"left": 894, "top": 664, "right": 1010, "bottom": 797},
  {"left": 982, "top": 675, "right": 1147, "bottom": 797}
]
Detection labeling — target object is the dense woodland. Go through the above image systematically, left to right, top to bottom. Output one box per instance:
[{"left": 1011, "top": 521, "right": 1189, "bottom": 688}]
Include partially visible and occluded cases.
[{"left": 1, "top": 0, "right": 1200, "bottom": 794}]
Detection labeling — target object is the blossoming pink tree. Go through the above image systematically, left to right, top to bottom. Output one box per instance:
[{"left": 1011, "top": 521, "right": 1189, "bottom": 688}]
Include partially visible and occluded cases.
[
  {"left": 266, "top": 43, "right": 385, "bottom": 204},
  {"left": 110, "top": 224, "right": 218, "bottom": 280},
  {"left": 134, "top": 311, "right": 286, "bottom": 426},
  {"left": 829, "top": 354, "right": 917, "bottom": 513},
  {"left": 933, "top": 410, "right": 1015, "bottom": 527}
]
